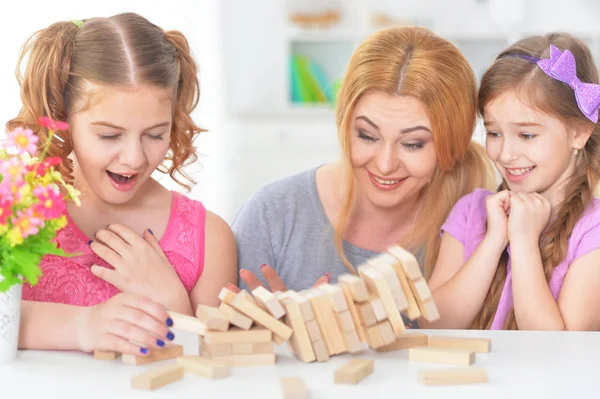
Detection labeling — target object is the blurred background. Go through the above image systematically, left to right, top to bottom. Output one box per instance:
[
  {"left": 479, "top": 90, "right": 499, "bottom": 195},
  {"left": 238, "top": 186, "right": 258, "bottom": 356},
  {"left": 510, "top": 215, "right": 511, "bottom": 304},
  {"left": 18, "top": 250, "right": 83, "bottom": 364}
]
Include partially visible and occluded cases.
[{"left": 1, "top": 0, "right": 600, "bottom": 224}]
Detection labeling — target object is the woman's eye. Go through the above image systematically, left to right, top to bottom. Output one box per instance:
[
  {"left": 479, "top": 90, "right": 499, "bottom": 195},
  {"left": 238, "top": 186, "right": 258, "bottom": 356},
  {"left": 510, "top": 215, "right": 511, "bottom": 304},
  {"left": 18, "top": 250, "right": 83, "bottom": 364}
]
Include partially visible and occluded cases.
[{"left": 358, "top": 131, "right": 377, "bottom": 142}]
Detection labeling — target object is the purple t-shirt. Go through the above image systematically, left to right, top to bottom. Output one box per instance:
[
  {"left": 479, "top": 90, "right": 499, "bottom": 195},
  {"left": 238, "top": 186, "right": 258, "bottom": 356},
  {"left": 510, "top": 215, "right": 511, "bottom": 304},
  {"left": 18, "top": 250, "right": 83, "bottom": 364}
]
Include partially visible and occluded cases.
[{"left": 440, "top": 188, "right": 600, "bottom": 329}]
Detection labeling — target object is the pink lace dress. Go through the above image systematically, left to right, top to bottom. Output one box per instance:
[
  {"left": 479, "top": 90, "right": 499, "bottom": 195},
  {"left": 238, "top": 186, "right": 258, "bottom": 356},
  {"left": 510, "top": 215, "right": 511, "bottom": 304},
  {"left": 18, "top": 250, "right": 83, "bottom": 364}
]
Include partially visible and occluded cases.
[{"left": 22, "top": 191, "right": 206, "bottom": 306}]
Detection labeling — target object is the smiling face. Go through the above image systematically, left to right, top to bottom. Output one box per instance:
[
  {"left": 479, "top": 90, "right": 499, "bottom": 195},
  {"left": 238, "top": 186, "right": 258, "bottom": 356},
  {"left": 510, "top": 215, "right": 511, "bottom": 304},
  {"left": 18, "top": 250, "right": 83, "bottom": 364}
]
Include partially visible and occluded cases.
[
  {"left": 69, "top": 83, "right": 173, "bottom": 205},
  {"left": 349, "top": 90, "right": 438, "bottom": 210},
  {"left": 484, "top": 90, "right": 581, "bottom": 199}
]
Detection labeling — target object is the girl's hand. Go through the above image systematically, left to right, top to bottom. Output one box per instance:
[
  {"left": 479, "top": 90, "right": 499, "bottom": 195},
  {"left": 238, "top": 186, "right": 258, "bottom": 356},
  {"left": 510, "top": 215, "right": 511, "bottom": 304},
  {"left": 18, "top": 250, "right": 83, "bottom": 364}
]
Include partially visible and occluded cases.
[
  {"left": 484, "top": 190, "right": 511, "bottom": 249},
  {"left": 508, "top": 192, "right": 551, "bottom": 242},
  {"left": 89, "top": 224, "right": 186, "bottom": 307},
  {"left": 233, "top": 264, "right": 330, "bottom": 293},
  {"left": 76, "top": 293, "right": 174, "bottom": 356}
]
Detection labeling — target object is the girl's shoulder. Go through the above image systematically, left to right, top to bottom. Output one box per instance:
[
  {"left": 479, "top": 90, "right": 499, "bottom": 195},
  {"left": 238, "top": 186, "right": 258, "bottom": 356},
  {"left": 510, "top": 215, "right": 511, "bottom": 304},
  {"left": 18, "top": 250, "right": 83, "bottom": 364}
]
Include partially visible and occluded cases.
[{"left": 451, "top": 188, "right": 495, "bottom": 215}]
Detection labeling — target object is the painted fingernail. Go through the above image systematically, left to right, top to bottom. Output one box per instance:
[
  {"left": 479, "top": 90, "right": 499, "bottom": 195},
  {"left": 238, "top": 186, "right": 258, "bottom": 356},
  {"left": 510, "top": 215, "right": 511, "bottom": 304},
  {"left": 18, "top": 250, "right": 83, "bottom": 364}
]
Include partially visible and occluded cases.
[
  {"left": 148, "top": 228, "right": 154, "bottom": 235},
  {"left": 88, "top": 240, "right": 93, "bottom": 245},
  {"left": 260, "top": 264, "right": 267, "bottom": 270},
  {"left": 325, "top": 272, "right": 331, "bottom": 282},
  {"left": 226, "top": 283, "right": 237, "bottom": 290},
  {"left": 166, "top": 317, "right": 173, "bottom": 327},
  {"left": 167, "top": 331, "right": 175, "bottom": 341},
  {"left": 156, "top": 339, "right": 165, "bottom": 347},
  {"left": 140, "top": 347, "right": 148, "bottom": 354}
]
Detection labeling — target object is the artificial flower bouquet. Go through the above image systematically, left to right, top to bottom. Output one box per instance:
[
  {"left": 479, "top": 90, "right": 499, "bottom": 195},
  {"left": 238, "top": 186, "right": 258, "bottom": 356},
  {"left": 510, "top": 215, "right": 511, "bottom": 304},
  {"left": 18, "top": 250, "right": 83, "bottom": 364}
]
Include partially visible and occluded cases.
[{"left": 0, "top": 117, "right": 80, "bottom": 293}]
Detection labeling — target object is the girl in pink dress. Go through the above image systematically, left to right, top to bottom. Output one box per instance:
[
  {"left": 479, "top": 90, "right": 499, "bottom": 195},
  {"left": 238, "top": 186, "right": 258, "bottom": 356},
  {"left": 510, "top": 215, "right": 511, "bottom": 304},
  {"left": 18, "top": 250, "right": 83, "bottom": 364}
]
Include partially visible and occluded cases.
[{"left": 7, "top": 13, "right": 237, "bottom": 355}]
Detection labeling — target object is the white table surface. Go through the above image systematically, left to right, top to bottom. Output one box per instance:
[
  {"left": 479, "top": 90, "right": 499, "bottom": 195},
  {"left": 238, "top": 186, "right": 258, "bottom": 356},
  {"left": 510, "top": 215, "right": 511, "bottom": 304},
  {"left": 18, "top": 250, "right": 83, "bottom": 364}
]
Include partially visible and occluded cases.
[{"left": 1, "top": 329, "right": 599, "bottom": 398}]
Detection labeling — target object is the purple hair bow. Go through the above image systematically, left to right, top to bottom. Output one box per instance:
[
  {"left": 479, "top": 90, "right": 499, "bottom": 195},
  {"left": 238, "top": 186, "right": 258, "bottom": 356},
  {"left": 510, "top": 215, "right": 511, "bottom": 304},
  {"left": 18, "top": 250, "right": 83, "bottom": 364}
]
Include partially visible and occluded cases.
[{"left": 537, "top": 45, "right": 600, "bottom": 123}]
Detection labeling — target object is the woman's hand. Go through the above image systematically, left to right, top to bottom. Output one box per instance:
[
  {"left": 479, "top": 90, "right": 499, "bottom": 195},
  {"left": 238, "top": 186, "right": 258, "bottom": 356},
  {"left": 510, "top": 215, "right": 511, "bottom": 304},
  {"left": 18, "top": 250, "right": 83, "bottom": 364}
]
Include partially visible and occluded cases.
[
  {"left": 89, "top": 224, "right": 187, "bottom": 308},
  {"left": 230, "top": 264, "right": 330, "bottom": 293},
  {"left": 76, "top": 293, "right": 174, "bottom": 356}
]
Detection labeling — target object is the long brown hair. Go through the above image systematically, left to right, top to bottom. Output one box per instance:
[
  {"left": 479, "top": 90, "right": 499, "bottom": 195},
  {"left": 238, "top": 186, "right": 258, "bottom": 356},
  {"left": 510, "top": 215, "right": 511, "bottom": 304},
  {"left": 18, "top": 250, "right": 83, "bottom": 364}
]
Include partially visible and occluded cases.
[
  {"left": 6, "top": 12, "right": 205, "bottom": 189},
  {"left": 334, "top": 26, "right": 496, "bottom": 277},
  {"left": 472, "top": 33, "right": 600, "bottom": 330}
]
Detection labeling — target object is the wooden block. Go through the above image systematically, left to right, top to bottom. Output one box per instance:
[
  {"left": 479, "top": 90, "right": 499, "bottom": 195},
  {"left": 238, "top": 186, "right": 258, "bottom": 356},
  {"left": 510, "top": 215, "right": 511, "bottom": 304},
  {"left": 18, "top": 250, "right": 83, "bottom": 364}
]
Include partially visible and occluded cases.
[
  {"left": 387, "top": 245, "right": 422, "bottom": 280},
  {"left": 367, "top": 254, "right": 409, "bottom": 311},
  {"left": 389, "top": 257, "right": 421, "bottom": 320},
  {"left": 358, "top": 266, "right": 406, "bottom": 336},
  {"left": 338, "top": 274, "right": 369, "bottom": 302},
  {"left": 411, "top": 278, "right": 432, "bottom": 301},
  {"left": 318, "top": 284, "right": 348, "bottom": 312},
  {"left": 340, "top": 284, "right": 368, "bottom": 343},
  {"left": 252, "top": 286, "right": 286, "bottom": 319},
  {"left": 218, "top": 287, "right": 238, "bottom": 304},
  {"left": 313, "top": 289, "right": 346, "bottom": 355},
  {"left": 238, "top": 290, "right": 258, "bottom": 305},
  {"left": 305, "top": 290, "right": 334, "bottom": 355},
  {"left": 227, "top": 291, "right": 293, "bottom": 342},
  {"left": 290, "top": 291, "right": 315, "bottom": 322},
  {"left": 279, "top": 296, "right": 316, "bottom": 363},
  {"left": 369, "top": 297, "right": 388, "bottom": 322},
  {"left": 419, "top": 298, "right": 440, "bottom": 322},
  {"left": 219, "top": 302, "right": 253, "bottom": 330},
  {"left": 357, "top": 302, "right": 377, "bottom": 327},
  {"left": 196, "top": 305, "right": 230, "bottom": 332},
  {"left": 335, "top": 310, "right": 355, "bottom": 332},
  {"left": 167, "top": 311, "right": 207, "bottom": 336},
  {"left": 305, "top": 319, "right": 322, "bottom": 342},
  {"left": 378, "top": 321, "right": 396, "bottom": 346},
  {"left": 366, "top": 324, "right": 385, "bottom": 349},
  {"left": 203, "top": 326, "right": 272, "bottom": 345},
  {"left": 344, "top": 329, "right": 364, "bottom": 354},
  {"left": 375, "top": 332, "right": 429, "bottom": 353},
  {"left": 428, "top": 336, "right": 491, "bottom": 353},
  {"left": 312, "top": 339, "right": 330, "bottom": 362},
  {"left": 199, "top": 340, "right": 232, "bottom": 357},
  {"left": 253, "top": 341, "right": 275, "bottom": 354},
  {"left": 122, "top": 343, "right": 184, "bottom": 366},
  {"left": 232, "top": 343, "right": 254, "bottom": 355},
  {"left": 409, "top": 346, "right": 475, "bottom": 366},
  {"left": 94, "top": 350, "right": 118, "bottom": 360},
  {"left": 211, "top": 353, "right": 276, "bottom": 367},
  {"left": 177, "top": 355, "right": 230, "bottom": 379},
  {"left": 334, "top": 359, "right": 374, "bottom": 385},
  {"left": 131, "top": 364, "right": 184, "bottom": 390},
  {"left": 419, "top": 367, "right": 488, "bottom": 386},
  {"left": 280, "top": 377, "right": 309, "bottom": 399}
]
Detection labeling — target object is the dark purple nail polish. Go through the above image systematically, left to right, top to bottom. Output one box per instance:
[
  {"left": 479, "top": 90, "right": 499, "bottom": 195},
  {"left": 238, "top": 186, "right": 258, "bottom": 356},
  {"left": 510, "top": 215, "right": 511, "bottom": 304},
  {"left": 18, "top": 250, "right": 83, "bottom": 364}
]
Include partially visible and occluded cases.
[
  {"left": 148, "top": 228, "right": 154, "bottom": 235},
  {"left": 88, "top": 240, "right": 93, "bottom": 245},
  {"left": 166, "top": 317, "right": 173, "bottom": 327},
  {"left": 167, "top": 331, "right": 175, "bottom": 341},
  {"left": 156, "top": 339, "right": 165, "bottom": 347},
  {"left": 140, "top": 347, "right": 148, "bottom": 354}
]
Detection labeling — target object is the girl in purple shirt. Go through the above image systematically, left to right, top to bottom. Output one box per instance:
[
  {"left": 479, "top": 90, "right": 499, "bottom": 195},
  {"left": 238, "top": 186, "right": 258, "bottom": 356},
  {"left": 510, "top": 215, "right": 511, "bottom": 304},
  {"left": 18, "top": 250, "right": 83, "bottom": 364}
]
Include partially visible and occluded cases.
[{"left": 424, "top": 33, "right": 600, "bottom": 331}]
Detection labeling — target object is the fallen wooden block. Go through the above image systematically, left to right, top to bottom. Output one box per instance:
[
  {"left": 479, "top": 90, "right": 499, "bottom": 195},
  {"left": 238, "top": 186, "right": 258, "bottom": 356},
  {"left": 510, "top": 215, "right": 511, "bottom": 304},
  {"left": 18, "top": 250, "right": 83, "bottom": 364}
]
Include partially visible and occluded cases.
[
  {"left": 338, "top": 273, "right": 369, "bottom": 302},
  {"left": 252, "top": 286, "right": 286, "bottom": 319},
  {"left": 219, "top": 302, "right": 253, "bottom": 330},
  {"left": 196, "top": 305, "right": 230, "bottom": 332},
  {"left": 167, "top": 310, "right": 207, "bottom": 335},
  {"left": 203, "top": 326, "right": 272, "bottom": 345},
  {"left": 375, "top": 332, "right": 429, "bottom": 352},
  {"left": 428, "top": 336, "right": 491, "bottom": 353},
  {"left": 199, "top": 340, "right": 232, "bottom": 357},
  {"left": 122, "top": 343, "right": 184, "bottom": 366},
  {"left": 409, "top": 346, "right": 474, "bottom": 366},
  {"left": 93, "top": 350, "right": 119, "bottom": 360},
  {"left": 211, "top": 353, "right": 276, "bottom": 367},
  {"left": 177, "top": 355, "right": 231, "bottom": 379},
  {"left": 334, "top": 359, "right": 374, "bottom": 385},
  {"left": 131, "top": 364, "right": 184, "bottom": 390},
  {"left": 419, "top": 367, "right": 488, "bottom": 386},
  {"left": 280, "top": 377, "right": 309, "bottom": 399}
]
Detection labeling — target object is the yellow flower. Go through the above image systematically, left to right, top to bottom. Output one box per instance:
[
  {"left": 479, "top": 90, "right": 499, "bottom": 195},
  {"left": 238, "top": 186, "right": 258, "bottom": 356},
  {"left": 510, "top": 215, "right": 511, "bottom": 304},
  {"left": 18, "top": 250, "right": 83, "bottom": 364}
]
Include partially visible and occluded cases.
[{"left": 6, "top": 228, "right": 24, "bottom": 246}]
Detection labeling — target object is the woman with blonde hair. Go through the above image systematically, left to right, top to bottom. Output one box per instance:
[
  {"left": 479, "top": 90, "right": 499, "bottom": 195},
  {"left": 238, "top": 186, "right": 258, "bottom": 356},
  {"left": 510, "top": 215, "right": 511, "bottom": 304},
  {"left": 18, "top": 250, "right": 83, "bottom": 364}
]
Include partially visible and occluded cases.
[{"left": 232, "top": 26, "right": 495, "bottom": 325}]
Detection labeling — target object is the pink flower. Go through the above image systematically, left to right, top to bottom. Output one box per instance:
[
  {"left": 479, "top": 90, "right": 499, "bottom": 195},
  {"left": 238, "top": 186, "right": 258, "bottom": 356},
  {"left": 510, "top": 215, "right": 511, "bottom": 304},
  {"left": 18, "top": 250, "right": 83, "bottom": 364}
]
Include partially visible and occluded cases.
[
  {"left": 39, "top": 117, "right": 69, "bottom": 131},
  {"left": 4, "top": 127, "right": 39, "bottom": 155},
  {"left": 30, "top": 156, "right": 62, "bottom": 177},
  {"left": 0, "top": 157, "right": 25, "bottom": 186},
  {"left": 33, "top": 185, "right": 66, "bottom": 219},
  {"left": 0, "top": 195, "right": 12, "bottom": 225},
  {"left": 11, "top": 208, "right": 44, "bottom": 239}
]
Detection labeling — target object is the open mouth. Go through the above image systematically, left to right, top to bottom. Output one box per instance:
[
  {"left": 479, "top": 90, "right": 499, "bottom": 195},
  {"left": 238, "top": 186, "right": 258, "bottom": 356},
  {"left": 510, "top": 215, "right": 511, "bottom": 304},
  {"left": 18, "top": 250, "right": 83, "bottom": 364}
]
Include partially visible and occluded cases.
[
  {"left": 506, "top": 166, "right": 535, "bottom": 176},
  {"left": 106, "top": 170, "right": 138, "bottom": 191}
]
